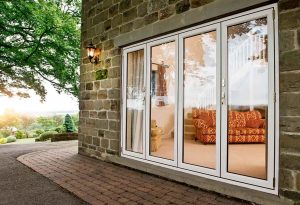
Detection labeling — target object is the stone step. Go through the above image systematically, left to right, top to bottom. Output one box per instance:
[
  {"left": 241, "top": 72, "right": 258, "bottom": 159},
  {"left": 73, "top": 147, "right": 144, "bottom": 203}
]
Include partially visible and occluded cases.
[
  {"left": 187, "top": 113, "right": 193, "bottom": 119},
  {"left": 184, "top": 118, "right": 193, "bottom": 125},
  {"left": 184, "top": 125, "right": 196, "bottom": 133},
  {"left": 184, "top": 132, "right": 195, "bottom": 140}
]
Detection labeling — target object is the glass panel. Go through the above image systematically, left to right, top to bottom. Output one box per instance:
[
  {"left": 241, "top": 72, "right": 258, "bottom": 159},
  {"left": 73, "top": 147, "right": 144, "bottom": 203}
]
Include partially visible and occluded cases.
[
  {"left": 227, "top": 18, "right": 268, "bottom": 179},
  {"left": 183, "top": 31, "right": 217, "bottom": 169},
  {"left": 150, "top": 41, "right": 176, "bottom": 160},
  {"left": 126, "top": 49, "right": 145, "bottom": 153}
]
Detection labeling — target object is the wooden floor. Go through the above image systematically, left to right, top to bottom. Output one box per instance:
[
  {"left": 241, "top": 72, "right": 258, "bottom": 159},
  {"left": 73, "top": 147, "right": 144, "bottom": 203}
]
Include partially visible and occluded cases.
[{"left": 151, "top": 138, "right": 266, "bottom": 179}]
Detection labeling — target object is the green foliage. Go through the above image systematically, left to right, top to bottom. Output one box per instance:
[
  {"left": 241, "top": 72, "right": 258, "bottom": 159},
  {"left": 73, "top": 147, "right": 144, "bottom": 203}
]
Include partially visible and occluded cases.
[
  {"left": 0, "top": 0, "right": 81, "bottom": 100},
  {"left": 96, "top": 69, "right": 108, "bottom": 80},
  {"left": 64, "top": 114, "right": 76, "bottom": 132},
  {"left": 53, "top": 125, "right": 66, "bottom": 133},
  {"left": 34, "top": 129, "right": 45, "bottom": 136},
  {"left": 0, "top": 130, "right": 11, "bottom": 138},
  {"left": 15, "top": 130, "right": 26, "bottom": 139},
  {"left": 35, "top": 130, "right": 58, "bottom": 142},
  {"left": 6, "top": 135, "right": 16, "bottom": 143},
  {"left": 0, "top": 138, "right": 7, "bottom": 144}
]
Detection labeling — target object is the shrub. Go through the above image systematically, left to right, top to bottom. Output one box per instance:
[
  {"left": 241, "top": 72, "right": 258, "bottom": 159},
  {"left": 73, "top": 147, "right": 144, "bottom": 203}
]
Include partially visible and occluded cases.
[
  {"left": 64, "top": 114, "right": 76, "bottom": 132},
  {"left": 53, "top": 125, "right": 66, "bottom": 133},
  {"left": 34, "top": 129, "right": 44, "bottom": 136},
  {"left": 0, "top": 130, "right": 11, "bottom": 138},
  {"left": 15, "top": 130, "right": 26, "bottom": 139},
  {"left": 35, "top": 131, "right": 58, "bottom": 142},
  {"left": 6, "top": 136, "right": 16, "bottom": 143},
  {"left": 0, "top": 138, "right": 7, "bottom": 144}
]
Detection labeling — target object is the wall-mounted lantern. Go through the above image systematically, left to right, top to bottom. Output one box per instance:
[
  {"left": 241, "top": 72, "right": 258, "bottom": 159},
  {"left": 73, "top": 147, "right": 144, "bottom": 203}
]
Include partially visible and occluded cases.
[{"left": 86, "top": 42, "right": 100, "bottom": 64}]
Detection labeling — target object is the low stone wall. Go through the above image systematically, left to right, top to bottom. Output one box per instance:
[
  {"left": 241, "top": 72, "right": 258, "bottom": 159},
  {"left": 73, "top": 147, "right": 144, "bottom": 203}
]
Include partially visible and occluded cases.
[{"left": 51, "top": 133, "right": 78, "bottom": 142}]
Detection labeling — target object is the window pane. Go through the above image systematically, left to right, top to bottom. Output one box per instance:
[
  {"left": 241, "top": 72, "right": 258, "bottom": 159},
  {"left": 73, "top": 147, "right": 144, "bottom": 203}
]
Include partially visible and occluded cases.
[
  {"left": 227, "top": 18, "right": 268, "bottom": 179},
  {"left": 183, "top": 31, "right": 217, "bottom": 169},
  {"left": 150, "top": 41, "right": 176, "bottom": 160},
  {"left": 126, "top": 49, "right": 145, "bottom": 153}
]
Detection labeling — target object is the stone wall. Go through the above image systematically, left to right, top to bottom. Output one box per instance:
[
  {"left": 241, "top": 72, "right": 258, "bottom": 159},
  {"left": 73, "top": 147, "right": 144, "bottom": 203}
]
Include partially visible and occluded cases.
[
  {"left": 79, "top": 0, "right": 300, "bottom": 203},
  {"left": 278, "top": 0, "right": 300, "bottom": 202}
]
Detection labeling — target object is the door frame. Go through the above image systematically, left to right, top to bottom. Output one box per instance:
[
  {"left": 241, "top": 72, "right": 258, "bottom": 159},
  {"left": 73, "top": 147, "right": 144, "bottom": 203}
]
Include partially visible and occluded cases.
[
  {"left": 120, "top": 3, "right": 279, "bottom": 194},
  {"left": 220, "top": 9, "right": 275, "bottom": 189},
  {"left": 178, "top": 23, "right": 221, "bottom": 176},
  {"left": 145, "top": 35, "right": 179, "bottom": 166},
  {"left": 121, "top": 44, "right": 147, "bottom": 159}
]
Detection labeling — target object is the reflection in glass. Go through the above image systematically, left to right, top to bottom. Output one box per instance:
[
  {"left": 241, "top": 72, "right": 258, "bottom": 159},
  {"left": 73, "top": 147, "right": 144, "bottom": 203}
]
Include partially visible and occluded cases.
[
  {"left": 227, "top": 18, "right": 268, "bottom": 179},
  {"left": 183, "top": 31, "right": 217, "bottom": 169},
  {"left": 150, "top": 41, "right": 176, "bottom": 160},
  {"left": 126, "top": 50, "right": 145, "bottom": 153}
]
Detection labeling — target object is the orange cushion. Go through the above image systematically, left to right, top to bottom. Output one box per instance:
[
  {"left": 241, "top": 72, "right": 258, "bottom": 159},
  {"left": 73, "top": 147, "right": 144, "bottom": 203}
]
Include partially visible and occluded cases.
[{"left": 246, "top": 119, "right": 265, "bottom": 128}]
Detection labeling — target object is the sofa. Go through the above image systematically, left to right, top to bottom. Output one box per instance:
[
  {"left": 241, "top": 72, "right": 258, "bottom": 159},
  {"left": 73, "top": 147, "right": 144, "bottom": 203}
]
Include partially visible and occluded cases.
[{"left": 192, "top": 109, "right": 266, "bottom": 144}]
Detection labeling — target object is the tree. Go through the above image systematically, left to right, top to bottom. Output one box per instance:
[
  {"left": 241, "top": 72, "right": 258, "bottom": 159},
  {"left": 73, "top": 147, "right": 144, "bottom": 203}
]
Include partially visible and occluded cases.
[
  {"left": 0, "top": 0, "right": 81, "bottom": 101},
  {"left": 64, "top": 114, "right": 75, "bottom": 132}
]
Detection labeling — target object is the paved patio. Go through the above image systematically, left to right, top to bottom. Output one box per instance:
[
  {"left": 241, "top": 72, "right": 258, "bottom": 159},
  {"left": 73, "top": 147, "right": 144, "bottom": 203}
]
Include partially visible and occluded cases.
[{"left": 18, "top": 146, "right": 250, "bottom": 205}]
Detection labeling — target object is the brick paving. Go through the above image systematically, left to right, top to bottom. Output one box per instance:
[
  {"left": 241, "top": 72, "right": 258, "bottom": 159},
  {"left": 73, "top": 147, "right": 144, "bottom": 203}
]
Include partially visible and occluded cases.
[{"left": 18, "top": 147, "right": 250, "bottom": 205}]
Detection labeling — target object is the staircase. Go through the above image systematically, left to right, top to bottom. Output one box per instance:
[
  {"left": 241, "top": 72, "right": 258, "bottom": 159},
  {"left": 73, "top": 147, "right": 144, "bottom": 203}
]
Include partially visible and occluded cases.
[{"left": 184, "top": 113, "right": 196, "bottom": 140}]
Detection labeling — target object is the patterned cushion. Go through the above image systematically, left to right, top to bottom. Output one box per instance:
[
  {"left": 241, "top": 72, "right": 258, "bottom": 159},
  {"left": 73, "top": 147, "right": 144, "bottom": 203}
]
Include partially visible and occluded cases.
[
  {"left": 246, "top": 119, "right": 265, "bottom": 128},
  {"left": 196, "top": 134, "right": 265, "bottom": 144}
]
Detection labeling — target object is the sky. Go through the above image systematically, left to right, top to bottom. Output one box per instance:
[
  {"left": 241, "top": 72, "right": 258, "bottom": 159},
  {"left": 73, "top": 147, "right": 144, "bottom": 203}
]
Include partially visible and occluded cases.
[{"left": 0, "top": 81, "right": 79, "bottom": 115}]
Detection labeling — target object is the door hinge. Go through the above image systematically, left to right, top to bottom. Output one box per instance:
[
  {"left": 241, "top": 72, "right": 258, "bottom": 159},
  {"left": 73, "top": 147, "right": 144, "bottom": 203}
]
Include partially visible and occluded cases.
[{"left": 273, "top": 92, "right": 276, "bottom": 103}]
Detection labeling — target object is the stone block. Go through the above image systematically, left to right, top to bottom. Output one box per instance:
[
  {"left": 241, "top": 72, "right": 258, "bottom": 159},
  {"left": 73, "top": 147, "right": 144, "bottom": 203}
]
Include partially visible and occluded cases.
[
  {"left": 102, "top": 0, "right": 112, "bottom": 10},
  {"left": 120, "top": 0, "right": 131, "bottom": 12},
  {"left": 132, "top": 0, "right": 143, "bottom": 6},
  {"left": 148, "top": 0, "right": 168, "bottom": 13},
  {"left": 175, "top": 0, "right": 190, "bottom": 14},
  {"left": 279, "top": 0, "right": 300, "bottom": 11},
  {"left": 137, "top": 2, "right": 148, "bottom": 17},
  {"left": 109, "top": 4, "right": 119, "bottom": 17},
  {"left": 159, "top": 5, "right": 175, "bottom": 20},
  {"left": 123, "top": 7, "right": 137, "bottom": 23},
  {"left": 279, "top": 9, "right": 300, "bottom": 30},
  {"left": 93, "top": 10, "right": 108, "bottom": 25},
  {"left": 144, "top": 12, "right": 158, "bottom": 25},
  {"left": 112, "top": 14, "right": 123, "bottom": 28},
  {"left": 133, "top": 18, "right": 145, "bottom": 29},
  {"left": 104, "top": 19, "right": 112, "bottom": 31},
  {"left": 120, "top": 22, "right": 134, "bottom": 34},
  {"left": 108, "top": 27, "right": 120, "bottom": 38},
  {"left": 279, "top": 30, "right": 295, "bottom": 52},
  {"left": 103, "top": 40, "right": 114, "bottom": 50},
  {"left": 280, "top": 49, "right": 300, "bottom": 72},
  {"left": 112, "top": 56, "right": 121, "bottom": 66},
  {"left": 108, "top": 67, "right": 120, "bottom": 78},
  {"left": 280, "top": 71, "right": 300, "bottom": 92},
  {"left": 101, "top": 79, "right": 112, "bottom": 89},
  {"left": 86, "top": 83, "right": 93, "bottom": 90},
  {"left": 108, "top": 89, "right": 120, "bottom": 99},
  {"left": 98, "top": 90, "right": 108, "bottom": 99},
  {"left": 280, "top": 93, "right": 300, "bottom": 116},
  {"left": 110, "top": 100, "right": 120, "bottom": 111},
  {"left": 89, "top": 111, "right": 98, "bottom": 118},
  {"left": 98, "top": 111, "right": 107, "bottom": 119},
  {"left": 108, "top": 111, "right": 120, "bottom": 120},
  {"left": 280, "top": 116, "right": 300, "bottom": 133},
  {"left": 96, "top": 119, "right": 109, "bottom": 129},
  {"left": 109, "top": 120, "right": 120, "bottom": 131},
  {"left": 105, "top": 131, "right": 119, "bottom": 139},
  {"left": 281, "top": 133, "right": 300, "bottom": 152},
  {"left": 85, "top": 135, "right": 93, "bottom": 144},
  {"left": 93, "top": 137, "right": 101, "bottom": 146},
  {"left": 101, "top": 138, "right": 109, "bottom": 148},
  {"left": 109, "top": 139, "right": 120, "bottom": 151},
  {"left": 280, "top": 152, "right": 300, "bottom": 170},
  {"left": 279, "top": 169, "right": 295, "bottom": 189},
  {"left": 297, "top": 173, "right": 300, "bottom": 190}
]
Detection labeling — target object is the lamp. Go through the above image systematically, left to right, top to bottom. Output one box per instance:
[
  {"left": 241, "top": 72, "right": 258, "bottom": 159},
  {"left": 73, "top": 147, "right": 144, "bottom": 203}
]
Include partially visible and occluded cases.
[{"left": 86, "top": 42, "right": 100, "bottom": 64}]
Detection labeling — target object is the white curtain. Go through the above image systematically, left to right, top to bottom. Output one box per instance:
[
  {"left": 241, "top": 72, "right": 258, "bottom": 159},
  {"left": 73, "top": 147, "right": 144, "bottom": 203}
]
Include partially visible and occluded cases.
[{"left": 126, "top": 50, "right": 144, "bottom": 153}]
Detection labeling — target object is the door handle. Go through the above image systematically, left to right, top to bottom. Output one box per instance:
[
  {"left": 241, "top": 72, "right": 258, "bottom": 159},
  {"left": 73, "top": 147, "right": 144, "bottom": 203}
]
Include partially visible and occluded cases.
[{"left": 221, "top": 92, "right": 225, "bottom": 105}]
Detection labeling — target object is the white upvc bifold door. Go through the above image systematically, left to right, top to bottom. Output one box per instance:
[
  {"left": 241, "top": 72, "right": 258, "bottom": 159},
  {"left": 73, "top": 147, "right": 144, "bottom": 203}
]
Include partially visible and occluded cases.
[
  {"left": 121, "top": 7, "right": 276, "bottom": 191},
  {"left": 220, "top": 9, "right": 275, "bottom": 188},
  {"left": 178, "top": 24, "right": 221, "bottom": 176},
  {"left": 145, "top": 35, "right": 178, "bottom": 166},
  {"left": 121, "top": 45, "right": 147, "bottom": 159}
]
